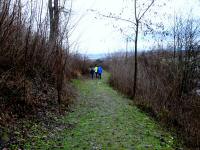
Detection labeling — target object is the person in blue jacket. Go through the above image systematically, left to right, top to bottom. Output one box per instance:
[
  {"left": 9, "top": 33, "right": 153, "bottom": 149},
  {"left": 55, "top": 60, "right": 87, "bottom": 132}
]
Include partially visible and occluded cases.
[{"left": 97, "top": 66, "right": 103, "bottom": 79}]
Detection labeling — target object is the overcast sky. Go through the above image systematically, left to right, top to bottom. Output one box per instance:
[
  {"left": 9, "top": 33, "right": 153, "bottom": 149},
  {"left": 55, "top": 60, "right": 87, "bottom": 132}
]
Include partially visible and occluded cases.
[
  {"left": 25, "top": 0, "right": 199, "bottom": 55},
  {"left": 70, "top": 0, "right": 200, "bottom": 55}
]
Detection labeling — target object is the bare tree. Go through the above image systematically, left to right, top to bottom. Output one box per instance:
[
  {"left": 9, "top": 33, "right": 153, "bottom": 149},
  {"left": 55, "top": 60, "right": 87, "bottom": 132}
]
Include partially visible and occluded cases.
[
  {"left": 48, "top": 0, "right": 59, "bottom": 43},
  {"left": 48, "top": 0, "right": 73, "bottom": 113},
  {"left": 93, "top": 0, "right": 155, "bottom": 98},
  {"left": 132, "top": 0, "right": 155, "bottom": 98},
  {"left": 171, "top": 14, "right": 200, "bottom": 95}
]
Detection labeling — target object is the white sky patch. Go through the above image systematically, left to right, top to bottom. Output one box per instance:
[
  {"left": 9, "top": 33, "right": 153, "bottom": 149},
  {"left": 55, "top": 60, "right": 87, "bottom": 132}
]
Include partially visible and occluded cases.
[
  {"left": 20, "top": 0, "right": 200, "bottom": 55},
  {"left": 70, "top": 0, "right": 200, "bottom": 54},
  {"left": 70, "top": 0, "right": 126, "bottom": 54}
]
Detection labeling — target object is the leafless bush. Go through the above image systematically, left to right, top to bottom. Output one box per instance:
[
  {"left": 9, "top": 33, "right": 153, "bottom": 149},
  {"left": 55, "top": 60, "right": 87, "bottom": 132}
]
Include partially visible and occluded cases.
[
  {"left": 0, "top": 0, "right": 87, "bottom": 125},
  {"left": 108, "top": 16, "right": 200, "bottom": 148},
  {"left": 108, "top": 49, "right": 200, "bottom": 148}
]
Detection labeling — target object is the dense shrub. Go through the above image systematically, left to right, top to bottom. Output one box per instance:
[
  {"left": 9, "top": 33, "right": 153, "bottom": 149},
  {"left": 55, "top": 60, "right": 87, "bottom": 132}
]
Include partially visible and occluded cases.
[
  {"left": 0, "top": 0, "right": 89, "bottom": 126},
  {"left": 108, "top": 50, "right": 200, "bottom": 148}
]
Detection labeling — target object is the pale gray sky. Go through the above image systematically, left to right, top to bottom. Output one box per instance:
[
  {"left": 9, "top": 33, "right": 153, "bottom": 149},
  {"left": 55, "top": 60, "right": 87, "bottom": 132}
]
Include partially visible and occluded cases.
[
  {"left": 21, "top": 0, "right": 200, "bottom": 55},
  {"left": 71, "top": 0, "right": 200, "bottom": 54}
]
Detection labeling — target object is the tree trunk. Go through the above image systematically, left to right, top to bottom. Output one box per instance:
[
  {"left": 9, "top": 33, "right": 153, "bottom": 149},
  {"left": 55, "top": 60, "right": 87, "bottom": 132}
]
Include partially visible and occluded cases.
[
  {"left": 48, "top": 0, "right": 59, "bottom": 43},
  {"left": 48, "top": 0, "right": 62, "bottom": 113},
  {"left": 48, "top": 0, "right": 54, "bottom": 41},
  {"left": 54, "top": 0, "right": 59, "bottom": 41},
  {"left": 173, "top": 15, "right": 176, "bottom": 60},
  {"left": 133, "top": 20, "right": 139, "bottom": 98},
  {"left": 173, "top": 28, "right": 176, "bottom": 59},
  {"left": 125, "top": 37, "right": 128, "bottom": 64}
]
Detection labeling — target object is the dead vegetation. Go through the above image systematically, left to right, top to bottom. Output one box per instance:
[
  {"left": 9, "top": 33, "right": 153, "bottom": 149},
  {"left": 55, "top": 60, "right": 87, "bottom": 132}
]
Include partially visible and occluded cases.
[
  {"left": 0, "top": 0, "right": 89, "bottom": 148},
  {"left": 106, "top": 13, "right": 200, "bottom": 148},
  {"left": 108, "top": 49, "right": 200, "bottom": 148}
]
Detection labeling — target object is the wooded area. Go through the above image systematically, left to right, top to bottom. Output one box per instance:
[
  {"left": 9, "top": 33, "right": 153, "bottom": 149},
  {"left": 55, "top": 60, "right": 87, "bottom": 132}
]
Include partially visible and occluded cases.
[
  {"left": 0, "top": 0, "right": 199, "bottom": 149},
  {"left": 0, "top": 0, "right": 90, "bottom": 147},
  {"left": 101, "top": 1, "right": 200, "bottom": 147},
  {"left": 107, "top": 16, "right": 200, "bottom": 148}
]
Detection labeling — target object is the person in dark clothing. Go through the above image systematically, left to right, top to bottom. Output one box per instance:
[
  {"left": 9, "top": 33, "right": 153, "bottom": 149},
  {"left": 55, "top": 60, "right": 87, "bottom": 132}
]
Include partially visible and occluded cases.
[
  {"left": 97, "top": 66, "right": 103, "bottom": 79},
  {"left": 90, "top": 67, "right": 95, "bottom": 79}
]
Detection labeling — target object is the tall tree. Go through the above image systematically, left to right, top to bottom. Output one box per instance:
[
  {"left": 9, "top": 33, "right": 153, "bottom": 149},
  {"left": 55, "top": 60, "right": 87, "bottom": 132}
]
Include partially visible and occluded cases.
[
  {"left": 48, "top": 0, "right": 59, "bottom": 43},
  {"left": 48, "top": 0, "right": 73, "bottom": 113},
  {"left": 48, "top": 0, "right": 62, "bottom": 112},
  {"left": 94, "top": 0, "right": 155, "bottom": 98},
  {"left": 132, "top": 0, "right": 155, "bottom": 98}
]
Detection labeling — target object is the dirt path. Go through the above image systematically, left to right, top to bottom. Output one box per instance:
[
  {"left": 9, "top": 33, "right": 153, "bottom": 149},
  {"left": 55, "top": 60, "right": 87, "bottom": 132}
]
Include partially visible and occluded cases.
[{"left": 24, "top": 72, "right": 179, "bottom": 149}]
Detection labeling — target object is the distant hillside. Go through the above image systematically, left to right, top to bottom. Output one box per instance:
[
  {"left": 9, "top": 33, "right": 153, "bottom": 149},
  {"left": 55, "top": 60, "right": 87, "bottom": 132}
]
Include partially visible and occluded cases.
[{"left": 87, "top": 53, "right": 106, "bottom": 60}]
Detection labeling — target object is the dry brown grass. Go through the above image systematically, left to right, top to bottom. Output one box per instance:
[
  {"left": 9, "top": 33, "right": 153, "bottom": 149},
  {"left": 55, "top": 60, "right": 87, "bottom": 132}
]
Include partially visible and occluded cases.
[
  {"left": 0, "top": 0, "right": 89, "bottom": 127},
  {"left": 108, "top": 50, "right": 200, "bottom": 148}
]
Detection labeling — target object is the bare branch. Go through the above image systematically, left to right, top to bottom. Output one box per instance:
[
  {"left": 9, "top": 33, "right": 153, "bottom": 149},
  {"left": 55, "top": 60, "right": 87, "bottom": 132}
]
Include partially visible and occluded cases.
[
  {"left": 138, "top": 0, "right": 155, "bottom": 20},
  {"left": 88, "top": 9, "right": 137, "bottom": 26}
]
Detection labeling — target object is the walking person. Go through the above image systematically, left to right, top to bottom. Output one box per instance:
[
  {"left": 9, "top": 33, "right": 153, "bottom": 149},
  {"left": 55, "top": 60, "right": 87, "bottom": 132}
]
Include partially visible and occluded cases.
[
  {"left": 94, "top": 65, "right": 98, "bottom": 79},
  {"left": 97, "top": 65, "right": 103, "bottom": 79},
  {"left": 90, "top": 66, "right": 95, "bottom": 79}
]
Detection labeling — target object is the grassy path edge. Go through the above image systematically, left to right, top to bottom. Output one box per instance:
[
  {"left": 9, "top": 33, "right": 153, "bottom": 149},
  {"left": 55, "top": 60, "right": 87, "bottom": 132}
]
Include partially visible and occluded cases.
[{"left": 22, "top": 72, "right": 181, "bottom": 149}]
